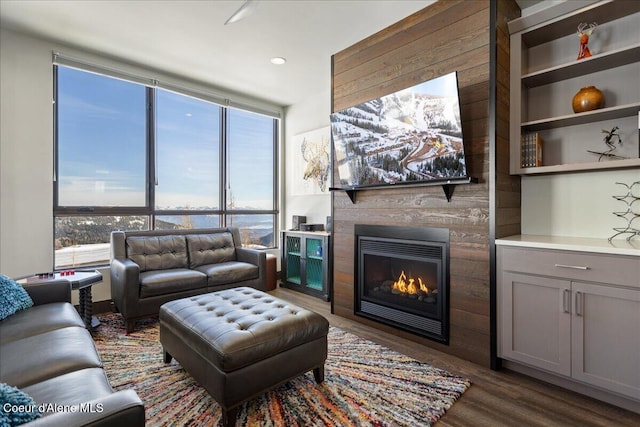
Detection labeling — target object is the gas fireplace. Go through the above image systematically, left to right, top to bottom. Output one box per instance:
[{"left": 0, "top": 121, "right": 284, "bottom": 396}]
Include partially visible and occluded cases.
[{"left": 355, "top": 224, "right": 449, "bottom": 343}]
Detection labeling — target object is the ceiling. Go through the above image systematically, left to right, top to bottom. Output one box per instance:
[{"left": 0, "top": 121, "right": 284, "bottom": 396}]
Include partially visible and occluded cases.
[{"left": 0, "top": 0, "right": 540, "bottom": 107}]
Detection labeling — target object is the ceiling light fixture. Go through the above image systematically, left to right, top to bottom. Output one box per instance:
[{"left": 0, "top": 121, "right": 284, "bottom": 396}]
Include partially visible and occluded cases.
[
  {"left": 224, "top": 0, "right": 258, "bottom": 25},
  {"left": 270, "top": 57, "right": 287, "bottom": 65}
]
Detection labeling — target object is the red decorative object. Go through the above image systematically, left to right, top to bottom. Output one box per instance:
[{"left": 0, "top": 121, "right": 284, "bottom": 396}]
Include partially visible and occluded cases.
[
  {"left": 577, "top": 22, "right": 597, "bottom": 60},
  {"left": 572, "top": 86, "right": 605, "bottom": 113}
]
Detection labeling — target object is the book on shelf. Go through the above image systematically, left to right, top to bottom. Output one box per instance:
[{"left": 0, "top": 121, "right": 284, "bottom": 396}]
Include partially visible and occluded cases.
[{"left": 521, "top": 132, "right": 543, "bottom": 168}]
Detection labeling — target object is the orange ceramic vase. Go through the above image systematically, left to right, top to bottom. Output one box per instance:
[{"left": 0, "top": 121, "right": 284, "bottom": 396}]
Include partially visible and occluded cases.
[{"left": 572, "top": 86, "right": 604, "bottom": 113}]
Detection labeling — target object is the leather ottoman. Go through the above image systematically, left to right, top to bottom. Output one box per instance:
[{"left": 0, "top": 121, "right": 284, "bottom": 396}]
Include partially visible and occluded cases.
[{"left": 159, "top": 287, "right": 329, "bottom": 426}]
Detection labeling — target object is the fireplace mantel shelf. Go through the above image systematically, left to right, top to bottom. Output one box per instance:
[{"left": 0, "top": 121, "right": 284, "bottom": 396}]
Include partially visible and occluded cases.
[{"left": 330, "top": 177, "right": 477, "bottom": 203}]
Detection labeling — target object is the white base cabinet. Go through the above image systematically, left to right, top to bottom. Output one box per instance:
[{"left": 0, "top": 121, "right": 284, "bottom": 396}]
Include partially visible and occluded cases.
[{"left": 497, "top": 241, "right": 640, "bottom": 409}]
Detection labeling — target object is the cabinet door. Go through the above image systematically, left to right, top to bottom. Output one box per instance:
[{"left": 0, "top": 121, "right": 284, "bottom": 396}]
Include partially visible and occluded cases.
[
  {"left": 284, "top": 234, "right": 302, "bottom": 285},
  {"left": 304, "top": 236, "right": 325, "bottom": 291},
  {"left": 502, "top": 272, "right": 571, "bottom": 376},
  {"left": 572, "top": 282, "right": 640, "bottom": 399}
]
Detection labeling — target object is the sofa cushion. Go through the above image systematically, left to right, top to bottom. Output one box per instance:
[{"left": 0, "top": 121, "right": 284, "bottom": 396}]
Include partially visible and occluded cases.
[
  {"left": 186, "top": 233, "right": 237, "bottom": 269},
  {"left": 126, "top": 235, "right": 188, "bottom": 272},
  {"left": 195, "top": 262, "right": 259, "bottom": 286},
  {"left": 139, "top": 268, "right": 207, "bottom": 298},
  {"left": 0, "top": 274, "right": 34, "bottom": 321},
  {"left": 0, "top": 302, "right": 85, "bottom": 344},
  {"left": 0, "top": 327, "right": 102, "bottom": 388},
  {"left": 22, "top": 368, "right": 113, "bottom": 412},
  {"left": 0, "top": 382, "right": 42, "bottom": 425}
]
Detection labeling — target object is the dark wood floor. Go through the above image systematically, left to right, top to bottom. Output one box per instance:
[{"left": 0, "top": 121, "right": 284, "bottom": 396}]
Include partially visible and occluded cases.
[{"left": 271, "top": 287, "right": 640, "bottom": 427}]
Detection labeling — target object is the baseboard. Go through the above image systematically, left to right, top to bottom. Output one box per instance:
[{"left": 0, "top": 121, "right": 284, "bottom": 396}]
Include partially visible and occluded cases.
[{"left": 503, "top": 360, "right": 640, "bottom": 414}]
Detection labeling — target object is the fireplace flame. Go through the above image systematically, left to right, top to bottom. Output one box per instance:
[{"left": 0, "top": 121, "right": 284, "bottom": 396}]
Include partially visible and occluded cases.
[{"left": 393, "top": 270, "right": 430, "bottom": 295}]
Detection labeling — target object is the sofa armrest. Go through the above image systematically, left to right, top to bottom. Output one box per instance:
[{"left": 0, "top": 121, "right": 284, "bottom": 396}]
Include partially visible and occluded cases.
[
  {"left": 237, "top": 248, "right": 267, "bottom": 290},
  {"left": 110, "top": 258, "right": 141, "bottom": 314},
  {"left": 22, "top": 280, "right": 72, "bottom": 305},
  {"left": 27, "top": 390, "right": 145, "bottom": 427}
]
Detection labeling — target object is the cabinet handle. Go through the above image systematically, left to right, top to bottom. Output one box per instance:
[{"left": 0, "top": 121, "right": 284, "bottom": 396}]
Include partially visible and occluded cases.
[
  {"left": 555, "top": 264, "right": 589, "bottom": 270},
  {"left": 562, "top": 289, "right": 571, "bottom": 313},
  {"left": 575, "top": 291, "right": 583, "bottom": 317}
]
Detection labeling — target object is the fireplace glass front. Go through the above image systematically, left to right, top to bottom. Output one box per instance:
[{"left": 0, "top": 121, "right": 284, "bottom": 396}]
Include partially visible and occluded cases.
[{"left": 355, "top": 225, "right": 449, "bottom": 343}]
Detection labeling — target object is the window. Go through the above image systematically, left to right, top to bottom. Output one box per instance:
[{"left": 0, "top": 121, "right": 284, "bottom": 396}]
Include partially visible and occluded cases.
[
  {"left": 54, "top": 65, "right": 279, "bottom": 268},
  {"left": 56, "top": 67, "right": 147, "bottom": 207},
  {"left": 155, "top": 89, "right": 220, "bottom": 210},
  {"left": 226, "top": 108, "right": 277, "bottom": 248},
  {"left": 227, "top": 108, "right": 275, "bottom": 210},
  {"left": 54, "top": 216, "right": 149, "bottom": 268}
]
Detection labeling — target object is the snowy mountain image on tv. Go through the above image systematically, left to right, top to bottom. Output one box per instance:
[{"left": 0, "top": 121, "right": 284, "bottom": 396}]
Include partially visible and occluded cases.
[{"left": 331, "top": 72, "right": 467, "bottom": 188}]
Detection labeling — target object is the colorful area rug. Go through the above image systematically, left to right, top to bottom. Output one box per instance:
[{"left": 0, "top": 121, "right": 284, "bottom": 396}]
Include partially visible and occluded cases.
[{"left": 94, "top": 313, "right": 470, "bottom": 426}]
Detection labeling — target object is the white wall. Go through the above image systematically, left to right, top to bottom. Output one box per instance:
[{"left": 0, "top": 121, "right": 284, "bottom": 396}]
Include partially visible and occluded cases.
[
  {"left": 0, "top": 29, "right": 53, "bottom": 277},
  {"left": 282, "top": 89, "right": 332, "bottom": 231},
  {"left": 521, "top": 169, "right": 640, "bottom": 239}
]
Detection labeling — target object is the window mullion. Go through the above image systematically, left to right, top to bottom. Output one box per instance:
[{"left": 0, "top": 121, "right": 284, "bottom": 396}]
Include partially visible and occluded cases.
[
  {"left": 148, "top": 87, "right": 156, "bottom": 228},
  {"left": 221, "top": 107, "right": 228, "bottom": 225}
]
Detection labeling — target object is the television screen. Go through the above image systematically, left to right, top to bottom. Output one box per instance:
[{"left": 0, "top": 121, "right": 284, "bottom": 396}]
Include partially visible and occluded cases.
[{"left": 331, "top": 71, "right": 468, "bottom": 189}]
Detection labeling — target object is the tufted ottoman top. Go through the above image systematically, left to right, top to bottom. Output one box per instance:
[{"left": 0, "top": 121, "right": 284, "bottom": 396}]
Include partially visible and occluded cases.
[{"left": 159, "top": 287, "right": 329, "bottom": 372}]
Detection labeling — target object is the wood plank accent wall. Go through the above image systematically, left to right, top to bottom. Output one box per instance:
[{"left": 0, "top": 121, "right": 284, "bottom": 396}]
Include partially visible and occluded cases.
[{"left": 330, "top": 0, "right": 520, "bottom": 367}]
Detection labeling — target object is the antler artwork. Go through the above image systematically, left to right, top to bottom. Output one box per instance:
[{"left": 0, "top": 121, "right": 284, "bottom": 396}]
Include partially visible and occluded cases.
[
  {"left": 577, "top": 22, "right": 598, "bottom": 60},
  {"left": 301, "top": 136, "right": 330, "bottom": 192}
]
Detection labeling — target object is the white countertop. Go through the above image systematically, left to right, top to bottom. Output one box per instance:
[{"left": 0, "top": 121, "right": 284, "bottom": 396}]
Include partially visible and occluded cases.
[{"left": 496, "top": 234, "right": 640, "bottom": 257}]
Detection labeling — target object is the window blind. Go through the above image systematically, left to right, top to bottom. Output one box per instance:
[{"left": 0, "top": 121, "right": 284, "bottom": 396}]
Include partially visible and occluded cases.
[{"left": 52, "top": 51, "right": 282, "bottom": 119}]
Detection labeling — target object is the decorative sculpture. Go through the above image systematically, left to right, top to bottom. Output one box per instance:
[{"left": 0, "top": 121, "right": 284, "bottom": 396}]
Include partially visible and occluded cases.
[
  {"left": 577, "top": 22, "right": 597, "bottom": 60},
  {"left": 587, "top": 126, "right": 625, "bottom": 161},
  {"left": 610, "top": 181, "right": 639, "bottom": 242}
]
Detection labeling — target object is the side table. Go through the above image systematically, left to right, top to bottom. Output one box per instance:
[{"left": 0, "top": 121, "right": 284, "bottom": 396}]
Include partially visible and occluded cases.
[{"left": 24, "top": 270, "right": 103, "bottom": 329}]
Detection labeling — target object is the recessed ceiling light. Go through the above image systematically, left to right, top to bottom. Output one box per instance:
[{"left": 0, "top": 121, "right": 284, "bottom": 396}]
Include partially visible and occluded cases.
[{"left": 270, "top": 57, "right": 287, "bottom": 65}]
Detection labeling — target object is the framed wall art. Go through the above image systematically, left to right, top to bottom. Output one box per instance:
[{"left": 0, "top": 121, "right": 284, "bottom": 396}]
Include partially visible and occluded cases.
[{"left": 291, "top": 126, "right": 331, "bottom": 195}]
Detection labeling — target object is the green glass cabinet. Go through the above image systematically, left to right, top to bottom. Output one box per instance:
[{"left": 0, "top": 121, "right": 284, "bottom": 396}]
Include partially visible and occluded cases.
[{"left": 280, "top": 231, "right": 330, "bottom": 301}]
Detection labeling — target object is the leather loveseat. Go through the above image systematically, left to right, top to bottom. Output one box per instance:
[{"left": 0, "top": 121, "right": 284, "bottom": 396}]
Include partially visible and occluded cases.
[
  {"left": 110, "top": 227, "right": 267, "bottom": 333},
  {"left": 0, "top": 279, "right": 145, "bottom": 426}
]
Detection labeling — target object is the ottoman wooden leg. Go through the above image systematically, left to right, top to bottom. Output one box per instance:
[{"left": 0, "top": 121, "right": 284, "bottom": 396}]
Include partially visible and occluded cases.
[
  {"left": 126, "top": 319, "right": 136, "bottom": 334},
  {"left": 163, "top": 350, "right": 172, "bottom": 364},
  {"left": 313, "top": 365, "right": 325, "bottom": 384},
  {"left": 222, "top": 406, "right": 238, "bottom": 427}
]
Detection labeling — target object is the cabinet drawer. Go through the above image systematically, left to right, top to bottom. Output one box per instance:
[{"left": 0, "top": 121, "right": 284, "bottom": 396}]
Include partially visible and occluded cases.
[{"left": 499, "top": 246, "right": 640, "bottom": 288}]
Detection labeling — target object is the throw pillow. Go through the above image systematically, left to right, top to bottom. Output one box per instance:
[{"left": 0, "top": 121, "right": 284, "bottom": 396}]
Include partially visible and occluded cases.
[
  {"left": 0, "top": 274, "right": 34, "bottom": 321},
  {"left": 0, "top": 382, "right": 42, "bottom": 425}
]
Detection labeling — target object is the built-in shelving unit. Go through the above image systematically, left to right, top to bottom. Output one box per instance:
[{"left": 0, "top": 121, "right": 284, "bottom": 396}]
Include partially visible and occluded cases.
[
  {"left": 509, "top": 0, "right": 640, "bottom": 175},
  {"left": 498, "top": 1, "right": 640, "bottom": 413}
]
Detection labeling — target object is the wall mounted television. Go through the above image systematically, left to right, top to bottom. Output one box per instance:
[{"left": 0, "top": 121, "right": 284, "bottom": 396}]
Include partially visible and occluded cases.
[{"left": 330, "top": 71, "right": 470, "bottom": 193}]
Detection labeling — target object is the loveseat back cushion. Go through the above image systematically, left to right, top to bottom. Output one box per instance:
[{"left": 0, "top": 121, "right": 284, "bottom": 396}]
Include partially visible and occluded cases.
[
  {"left": 187, "top": 233, "right": 237, "bottom": 269},
  {"left": 126, "top": 235, "right": 188, "bottom": 272}
]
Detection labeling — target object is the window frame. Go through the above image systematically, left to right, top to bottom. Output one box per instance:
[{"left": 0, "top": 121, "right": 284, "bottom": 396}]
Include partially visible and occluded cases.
[{"left": 53, "top": 64, "right": 280, "bottom": 268}]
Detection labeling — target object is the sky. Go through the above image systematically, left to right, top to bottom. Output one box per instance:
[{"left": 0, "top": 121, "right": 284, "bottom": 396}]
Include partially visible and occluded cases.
[{"left": 57, "top": 66, "right": 275, "bottom": 210}]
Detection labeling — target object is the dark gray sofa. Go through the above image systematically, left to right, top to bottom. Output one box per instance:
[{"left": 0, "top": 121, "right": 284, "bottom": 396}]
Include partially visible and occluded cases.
[
  {"left": 110, "top": 227, "right": 267, "bottom": 333},
  {"left": 0, "top": 279, "right": 145, "bottom": 426}
]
